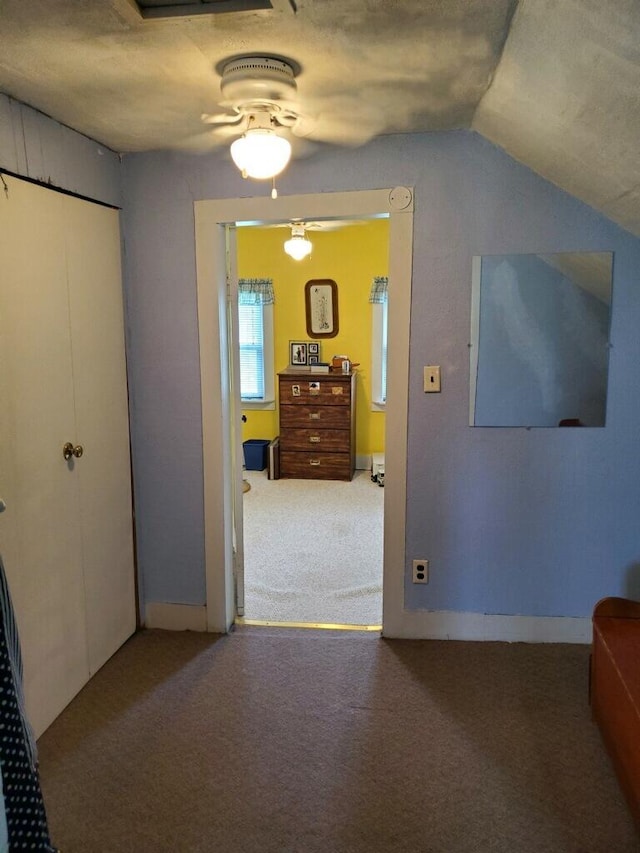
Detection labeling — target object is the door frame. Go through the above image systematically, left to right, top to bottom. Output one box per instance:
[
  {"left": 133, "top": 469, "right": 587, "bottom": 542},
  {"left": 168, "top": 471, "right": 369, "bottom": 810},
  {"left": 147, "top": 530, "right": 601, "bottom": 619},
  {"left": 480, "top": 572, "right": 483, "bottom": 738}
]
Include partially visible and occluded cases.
[{"left": 195, "top": 188, "right": 414, "bottom": 636}]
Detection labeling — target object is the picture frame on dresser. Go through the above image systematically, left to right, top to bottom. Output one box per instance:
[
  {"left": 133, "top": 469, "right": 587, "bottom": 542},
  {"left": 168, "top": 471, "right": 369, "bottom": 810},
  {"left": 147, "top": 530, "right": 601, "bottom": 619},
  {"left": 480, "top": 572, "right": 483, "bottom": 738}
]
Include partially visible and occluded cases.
[{"left": 289, "top": 341, "right": 308, "bottom": 366}]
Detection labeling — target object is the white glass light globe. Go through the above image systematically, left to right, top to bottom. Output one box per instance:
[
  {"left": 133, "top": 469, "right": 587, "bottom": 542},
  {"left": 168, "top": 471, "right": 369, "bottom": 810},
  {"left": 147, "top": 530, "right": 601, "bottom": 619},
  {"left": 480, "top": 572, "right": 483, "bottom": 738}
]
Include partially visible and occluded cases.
[
  {"left": 230, "top": 129, "right": 292, "bottom": 180},
  {"left": 284, "top": 235, "right": 313, "bottom": 260}
]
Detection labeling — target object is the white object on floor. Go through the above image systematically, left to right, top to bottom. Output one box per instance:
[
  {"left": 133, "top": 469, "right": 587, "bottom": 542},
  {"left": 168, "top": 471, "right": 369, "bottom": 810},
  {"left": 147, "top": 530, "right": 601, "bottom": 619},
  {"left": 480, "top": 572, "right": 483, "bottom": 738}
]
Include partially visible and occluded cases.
[{"left": 371, "top": 452, "right": 385, "bottom": 487}]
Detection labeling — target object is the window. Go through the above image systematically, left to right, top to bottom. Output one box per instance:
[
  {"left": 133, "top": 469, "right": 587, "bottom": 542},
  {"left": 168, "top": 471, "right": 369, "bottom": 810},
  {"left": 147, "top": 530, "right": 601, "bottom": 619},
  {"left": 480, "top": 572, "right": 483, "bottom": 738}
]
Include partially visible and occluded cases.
[
  {"left": 370, "top": 276, "right": 388, "bottom": 409},
  {"left": 238, "top": 279, "right": 275, "bottom": 409},
  {"left": 238, "top": 302, "right": 265, "bottom": 398}
]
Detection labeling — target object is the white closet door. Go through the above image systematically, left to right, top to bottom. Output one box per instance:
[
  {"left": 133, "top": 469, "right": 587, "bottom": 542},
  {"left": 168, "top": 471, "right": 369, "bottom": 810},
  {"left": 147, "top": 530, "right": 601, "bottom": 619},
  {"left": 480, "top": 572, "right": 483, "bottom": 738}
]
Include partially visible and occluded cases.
[
  {"left": 0, "top": 177, "right": 90, "bottom": 736},
  {"left": 64, "top": 196, "right": 136, "bottom": 674}
]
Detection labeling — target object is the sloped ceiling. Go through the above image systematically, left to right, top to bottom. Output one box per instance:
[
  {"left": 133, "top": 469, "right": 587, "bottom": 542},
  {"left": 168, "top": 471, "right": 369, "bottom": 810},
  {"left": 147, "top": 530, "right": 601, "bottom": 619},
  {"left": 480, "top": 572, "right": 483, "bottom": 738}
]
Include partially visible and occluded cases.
[
  {"left": 0, "top": 0, "right": 638, "bottom": 235},
  {"left": 473, "top": 0, "right": 640, "bottom": 236}
]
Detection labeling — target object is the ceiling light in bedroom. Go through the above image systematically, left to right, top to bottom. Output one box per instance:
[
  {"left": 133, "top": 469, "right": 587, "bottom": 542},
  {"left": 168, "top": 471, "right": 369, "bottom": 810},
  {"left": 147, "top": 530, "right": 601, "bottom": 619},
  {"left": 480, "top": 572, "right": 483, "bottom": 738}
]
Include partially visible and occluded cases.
[{"left": 284, "top": 224, "right": 312, "bottom": 260}]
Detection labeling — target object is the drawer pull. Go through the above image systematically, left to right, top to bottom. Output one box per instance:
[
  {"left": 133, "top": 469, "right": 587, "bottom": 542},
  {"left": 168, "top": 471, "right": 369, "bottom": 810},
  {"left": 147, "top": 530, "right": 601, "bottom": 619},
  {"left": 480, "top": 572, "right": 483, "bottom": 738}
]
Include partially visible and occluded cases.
[
  {"left": 309, "top": 412, "right": 321, "bottom": 420},
  {"left": 309, "top": 436, "right": 321, "bottom": 443},
  {"left": 309, "top": 459, "right": 321, "bottom": 466}
]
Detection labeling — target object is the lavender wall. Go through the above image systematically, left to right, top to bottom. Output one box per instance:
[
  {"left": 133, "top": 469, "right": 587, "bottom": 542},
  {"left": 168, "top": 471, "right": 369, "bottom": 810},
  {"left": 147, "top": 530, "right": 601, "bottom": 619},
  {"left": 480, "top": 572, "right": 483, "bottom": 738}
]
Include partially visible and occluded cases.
[
  {"left": 0, "top": 95, "right": 121, "bottom": 207},
  {"left": 5, "top": 95, "right": 637, "bottom": 628},
  {"left": 120, "top": 131, "right": 640, "bottom": 620}
]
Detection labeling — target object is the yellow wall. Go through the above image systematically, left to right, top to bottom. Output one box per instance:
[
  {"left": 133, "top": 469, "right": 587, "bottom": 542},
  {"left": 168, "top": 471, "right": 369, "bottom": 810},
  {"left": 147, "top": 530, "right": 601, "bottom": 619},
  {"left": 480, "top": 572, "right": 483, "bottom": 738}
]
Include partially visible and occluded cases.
[{"left": 238, "top": 219, "right": 389, "bottom": 458}]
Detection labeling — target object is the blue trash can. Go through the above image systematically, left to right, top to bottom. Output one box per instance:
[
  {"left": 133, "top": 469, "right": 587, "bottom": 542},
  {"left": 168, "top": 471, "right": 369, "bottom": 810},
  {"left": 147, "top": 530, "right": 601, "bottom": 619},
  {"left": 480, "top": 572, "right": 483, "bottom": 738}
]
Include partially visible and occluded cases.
[{"left": 243, "top": 439, "right": 270, "bottom": 471}]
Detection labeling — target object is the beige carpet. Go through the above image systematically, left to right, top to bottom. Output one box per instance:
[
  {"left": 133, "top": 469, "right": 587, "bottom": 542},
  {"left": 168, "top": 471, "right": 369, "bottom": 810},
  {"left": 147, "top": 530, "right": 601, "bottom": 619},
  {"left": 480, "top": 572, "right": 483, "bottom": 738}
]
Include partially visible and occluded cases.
[
  {"left": 242, "top": 469, "right": 383, "bottom": 625},
  {"left": 37, "top": 627, "right": 638, "bottom": 852}
]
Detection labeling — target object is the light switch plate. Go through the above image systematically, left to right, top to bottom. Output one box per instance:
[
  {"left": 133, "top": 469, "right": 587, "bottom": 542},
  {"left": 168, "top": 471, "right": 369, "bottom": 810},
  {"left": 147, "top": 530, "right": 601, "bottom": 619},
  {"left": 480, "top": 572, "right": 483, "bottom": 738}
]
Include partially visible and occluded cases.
[{"left": 424, "top": 365, "right": 441, "bottom": 393}]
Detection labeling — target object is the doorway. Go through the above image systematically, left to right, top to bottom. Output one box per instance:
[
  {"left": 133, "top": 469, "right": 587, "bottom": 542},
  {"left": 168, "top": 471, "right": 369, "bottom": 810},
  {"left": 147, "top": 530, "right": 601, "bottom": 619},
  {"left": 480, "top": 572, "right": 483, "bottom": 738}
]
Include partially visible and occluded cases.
[
  {"left": 194, "top": 188, "right": 414, "bottom": 637},
  {"left": 237, "top": 218, "right": 387, "bottom": 628}
]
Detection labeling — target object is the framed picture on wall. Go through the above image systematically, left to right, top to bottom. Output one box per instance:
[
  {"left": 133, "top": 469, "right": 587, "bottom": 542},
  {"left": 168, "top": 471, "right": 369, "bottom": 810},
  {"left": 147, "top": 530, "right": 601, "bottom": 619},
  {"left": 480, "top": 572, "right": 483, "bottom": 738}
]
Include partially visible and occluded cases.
[
  {"left": 305, "top": 279, "right": 338, "bottom": 338},
  {"left": 289, "top": 341, "right": 308, "bottom": 366},
  {"left": 308, "top": 342, "right": 320, "bottom": 356},
  {"left": 308, "top": 355, "right": 319, "bottom": 364}
]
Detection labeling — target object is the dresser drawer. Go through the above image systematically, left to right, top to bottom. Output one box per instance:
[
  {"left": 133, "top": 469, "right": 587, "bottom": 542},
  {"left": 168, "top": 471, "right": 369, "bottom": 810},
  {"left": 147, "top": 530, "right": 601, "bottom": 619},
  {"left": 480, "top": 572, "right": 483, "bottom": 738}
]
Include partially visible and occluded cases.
[
  {"left": 279, "top": 377, "right": 351, "bottom": 406},
  {"left": 279, "top": 404, "right": 351, "bottom": 429},
  {"left": 280, "top": 428, "right": 349, "bottom": 452},
  {"left": 280, "top": 451, "right": 352, "bottom": 481}
]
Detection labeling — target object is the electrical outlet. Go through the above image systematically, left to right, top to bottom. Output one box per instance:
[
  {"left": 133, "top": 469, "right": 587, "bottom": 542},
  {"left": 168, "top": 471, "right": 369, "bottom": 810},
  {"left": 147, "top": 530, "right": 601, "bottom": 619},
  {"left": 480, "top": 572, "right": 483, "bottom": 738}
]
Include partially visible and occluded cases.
[{"left": 412, "top": 559, "right": 429, "bottom": 584}]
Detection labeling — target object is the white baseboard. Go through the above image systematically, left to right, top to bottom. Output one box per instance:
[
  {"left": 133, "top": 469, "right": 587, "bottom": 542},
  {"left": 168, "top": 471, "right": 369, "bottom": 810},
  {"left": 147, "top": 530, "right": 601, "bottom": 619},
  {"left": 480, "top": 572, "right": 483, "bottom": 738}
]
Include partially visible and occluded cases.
[
  {"left": 356, "top": 454, "right": 371, "bottom": 470},
  {"left": 145, "top": 602, "right": 208, "bottom": 632},
  {"left": 144, "top": 603, "right": 591, "bottom": 644},
  {"left": 382, "top": 608, "right": 591, "bottom": 644}
]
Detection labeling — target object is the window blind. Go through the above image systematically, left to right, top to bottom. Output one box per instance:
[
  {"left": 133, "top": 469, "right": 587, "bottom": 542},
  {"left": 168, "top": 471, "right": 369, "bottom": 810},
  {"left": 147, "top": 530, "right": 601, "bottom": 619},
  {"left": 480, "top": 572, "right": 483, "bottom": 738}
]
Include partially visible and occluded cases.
[
  {"left": 370, "top": 277, "right": 388, "bottom": 403},
  {"left": 238, "top": 279, "right": 274, "bottom": 400},
  {"left": 380, "top": 297, "right": 388, "bottom": 402},
  {"left": 238, "top": 303, "right": 264, "bottom": 399}
]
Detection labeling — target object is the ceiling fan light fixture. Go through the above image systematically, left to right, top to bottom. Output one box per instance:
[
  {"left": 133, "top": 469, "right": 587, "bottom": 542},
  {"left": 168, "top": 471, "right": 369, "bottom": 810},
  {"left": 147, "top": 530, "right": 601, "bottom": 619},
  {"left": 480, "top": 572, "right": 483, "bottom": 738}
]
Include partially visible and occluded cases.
[
  {"left": 230, "top": 121, "right": 291, "bottom": 180},
  {"left": 284, "top": 224, "right": 312, "bottom": 260}
]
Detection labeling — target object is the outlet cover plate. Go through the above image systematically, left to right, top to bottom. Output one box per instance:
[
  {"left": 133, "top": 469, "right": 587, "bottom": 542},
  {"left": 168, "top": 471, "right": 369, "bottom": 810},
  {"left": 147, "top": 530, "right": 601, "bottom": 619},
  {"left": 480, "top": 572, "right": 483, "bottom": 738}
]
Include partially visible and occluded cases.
[
  {"left": 424, "top": 366, "right": 441, "bottom": 393},
  {"left": 412, "top": 559, "right": 429, "bottom": 584}
]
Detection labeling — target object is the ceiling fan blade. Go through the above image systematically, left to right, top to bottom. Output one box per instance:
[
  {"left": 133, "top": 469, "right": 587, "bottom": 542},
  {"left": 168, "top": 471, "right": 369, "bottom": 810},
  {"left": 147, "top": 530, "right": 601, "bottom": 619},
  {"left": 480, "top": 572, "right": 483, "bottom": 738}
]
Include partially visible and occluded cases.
[
  {"left": 294, "top": 93, "right": 388, "bottom": 147},
  {"left": 201, "top": 110, "right": 244, "bottom": 126},
  {"left": 288, "top": 114, "right": 318, "bottom": 139},
  {"left": 307, "top": 116, "right": 382, "bottom": 147},
  {"left": 169, "top": 122, "right": 244, "bottom": 153},
  {"left": 209, "top": 123, "right": 245, "bottom": 140},
  {"left": 263, "top": 218, "right": 370, "bottom": 233},
  {"left": 304, "top": 220, "right": 359, "bottom": 231}
]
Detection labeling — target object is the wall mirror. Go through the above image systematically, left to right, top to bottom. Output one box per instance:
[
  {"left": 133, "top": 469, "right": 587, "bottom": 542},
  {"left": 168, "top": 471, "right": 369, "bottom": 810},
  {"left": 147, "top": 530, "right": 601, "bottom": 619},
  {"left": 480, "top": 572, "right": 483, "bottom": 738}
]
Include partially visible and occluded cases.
[{"left": 469, "top": 251, "right": 614, "bottom": 427}]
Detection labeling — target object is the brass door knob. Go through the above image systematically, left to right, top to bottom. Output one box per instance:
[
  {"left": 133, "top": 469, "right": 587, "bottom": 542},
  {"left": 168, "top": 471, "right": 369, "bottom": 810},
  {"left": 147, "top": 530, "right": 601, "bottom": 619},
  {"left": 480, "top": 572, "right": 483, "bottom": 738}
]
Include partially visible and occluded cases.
[{"left": 63, "top": 442, "right": 84, "bottom": 461}]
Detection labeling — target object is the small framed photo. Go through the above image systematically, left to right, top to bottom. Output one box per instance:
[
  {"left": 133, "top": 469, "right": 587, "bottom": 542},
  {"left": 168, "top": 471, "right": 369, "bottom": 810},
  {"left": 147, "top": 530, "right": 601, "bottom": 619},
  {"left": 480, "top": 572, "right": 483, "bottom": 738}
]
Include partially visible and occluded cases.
[
  {"left": 290, "top": 341, "right": 308, "bottom": 366},
  {"left": 308, "top": 342, "right": 320, "bottom": 356},
  {"left": 309, "top": 355, "right": 319, "bottom": 364}
]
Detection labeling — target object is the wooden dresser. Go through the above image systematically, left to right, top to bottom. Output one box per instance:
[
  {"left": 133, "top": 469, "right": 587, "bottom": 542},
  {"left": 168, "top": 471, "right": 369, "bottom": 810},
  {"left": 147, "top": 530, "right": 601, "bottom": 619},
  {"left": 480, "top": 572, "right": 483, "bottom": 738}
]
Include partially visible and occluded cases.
[{"left": 278, "top": 368, "right": 356, "bottom": 481}]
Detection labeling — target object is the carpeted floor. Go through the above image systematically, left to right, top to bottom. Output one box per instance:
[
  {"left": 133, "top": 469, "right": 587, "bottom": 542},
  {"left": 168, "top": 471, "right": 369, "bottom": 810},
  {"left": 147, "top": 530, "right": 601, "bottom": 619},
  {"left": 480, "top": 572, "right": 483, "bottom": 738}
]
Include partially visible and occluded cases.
[
  {"left": 242, "top": 469, "right": 383, "bottom": 625},
  {"left": 37, "top": 626, "right": 638, "bottom": 852}
]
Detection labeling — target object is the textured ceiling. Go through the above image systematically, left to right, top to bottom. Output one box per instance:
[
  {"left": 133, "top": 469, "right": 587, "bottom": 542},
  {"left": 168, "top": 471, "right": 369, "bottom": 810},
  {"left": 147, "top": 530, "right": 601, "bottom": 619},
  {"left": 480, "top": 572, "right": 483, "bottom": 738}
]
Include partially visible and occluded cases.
[
  {"left": 0, "top": 0, "right": 639, "bottom": 235},
  {"left": 473, "top": 0, "right": 640, "bottom": 237}
]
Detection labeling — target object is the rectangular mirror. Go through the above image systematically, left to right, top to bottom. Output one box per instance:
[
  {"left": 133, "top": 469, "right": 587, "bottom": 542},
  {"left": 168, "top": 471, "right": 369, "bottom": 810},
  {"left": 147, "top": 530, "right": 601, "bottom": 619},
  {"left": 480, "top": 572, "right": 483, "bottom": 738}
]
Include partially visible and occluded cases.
[{"left": 470, "top": 251, "right": 613, "bottom": 427}]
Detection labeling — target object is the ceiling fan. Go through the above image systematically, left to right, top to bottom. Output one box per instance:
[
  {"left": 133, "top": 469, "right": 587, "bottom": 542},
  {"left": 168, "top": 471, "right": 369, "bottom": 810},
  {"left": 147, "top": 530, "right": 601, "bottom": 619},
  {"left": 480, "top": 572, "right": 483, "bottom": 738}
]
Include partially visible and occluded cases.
[
  {"left": 200, "top": 54, "right": 385, "bottom": 182},
  {"left": 201, "top": 55, "right": 315, "bottom": 180},
  {"left": 273, "top": 219, "right": 361, "bottom": 232},
  {"left": 275, "top": 219, "right": 367, "bottom": 260}
]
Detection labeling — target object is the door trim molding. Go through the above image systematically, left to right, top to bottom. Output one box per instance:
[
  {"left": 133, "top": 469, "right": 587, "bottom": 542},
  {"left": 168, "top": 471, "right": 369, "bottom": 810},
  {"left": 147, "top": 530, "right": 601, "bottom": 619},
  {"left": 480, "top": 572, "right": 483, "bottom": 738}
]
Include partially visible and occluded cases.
[{"left": 195, "top": 189, "right": 414, "bottom": 634}]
